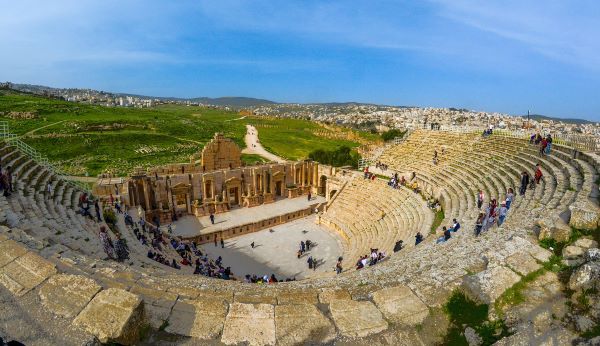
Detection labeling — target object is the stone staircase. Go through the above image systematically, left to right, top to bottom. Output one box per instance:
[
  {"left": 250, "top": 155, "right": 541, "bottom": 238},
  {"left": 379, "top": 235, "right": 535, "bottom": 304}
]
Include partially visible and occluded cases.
[{"left": 0, "top": 131, "right": 598, "bottom": 345}]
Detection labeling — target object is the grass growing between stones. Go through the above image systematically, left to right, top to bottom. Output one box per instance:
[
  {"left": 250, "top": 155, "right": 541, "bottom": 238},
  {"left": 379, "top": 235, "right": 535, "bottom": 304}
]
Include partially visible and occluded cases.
[
  {"left": 430, "top": 208, "right": 445, "bottom": 234},
  {"left": 494, "top": 267, "right": 548, "bottom": 317},
  {"left": 443, "top": 291, "right": 510, "bottom": 345}
]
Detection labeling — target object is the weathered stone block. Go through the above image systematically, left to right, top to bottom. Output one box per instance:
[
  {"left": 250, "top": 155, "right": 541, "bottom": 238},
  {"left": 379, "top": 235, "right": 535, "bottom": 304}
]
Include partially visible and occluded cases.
[
  {"left": 569, "top": 202, "right": 600, "bottom": 230},
  {"left": 537, "top": 218, "right": 572, "bottom": 243},
  {"left": 573, "top": 238, "right": 598, "bottom": 250},
  {"left": 0, "top": 239, "right": 27, "bottom": 267},
  {"left": 562, "top": 245, "right": 585, "bottom": 259},
  {"left": 0, "top": 251, "right": 57, "bottom": 296},
  {"left": 505, "top": 253, "right": 542, "bottom": 276},
  {"left": 569, "top": 262, "right": 600, "bottom": 291},
  {"left": 462, "top": 265, "right": 521, "bottom": 304},
  {"left": 39, "top": 274, "right": 101, "bottom": 318},
  {"left": 130, "top": 285, "right": 178, "bottom": 329},
  {"left": 372, "top": 285, "right": 429, "bottom": 326},
  {"left": 73, "top": 288, "right": 144, "bottom": 345},
  {"left": 318, "top": 288, "right": 351, "bottom": 304},
  {"left": 276, "top": 289, "right": 318, "bottom": 305},
  {"left": 234, "top": 291, "right": 277, "bottom": 305},
  {"left": 165, "top": 298, "right": 227, "bottom": 339},
  {"left": 329, "top": 299, "right": 388, "bottom": 338},
  {"left": 221, "top": 302, "right": 276, "bottom": 346},
  {"left": 275, "top": 304, "right": 335, "bottom": 346}
]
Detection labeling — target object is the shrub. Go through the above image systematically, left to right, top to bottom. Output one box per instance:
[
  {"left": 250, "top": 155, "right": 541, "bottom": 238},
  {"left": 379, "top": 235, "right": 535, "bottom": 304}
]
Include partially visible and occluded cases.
[
  {"left": 381, "top": 129, "right": 406, "bottom": 141},
  {"left": 308, "top": 146, "right": 360, "bottom": 168}
]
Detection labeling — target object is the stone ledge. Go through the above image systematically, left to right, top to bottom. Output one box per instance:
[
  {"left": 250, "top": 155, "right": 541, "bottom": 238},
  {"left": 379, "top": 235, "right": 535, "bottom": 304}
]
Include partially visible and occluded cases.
[
  {"left": 0, "top": 251, "right": 57, "bottom": 296},
  {"left": 39, "top": 274, "right": 101, "bottom": 318},
  {"left": 372, "top": 285, "right": 429, "bottom": 326},
  {"left": 73, "top": 288, "right": 144, "bottom": 345},
  {"left": 165, "top": 298, "right": 227, "bottom": 339},
  {"left": 329, "top": 299, "right": 388, "bottom": 338},
  {"left": 221, "top": 302, "right": 276, "bottom": 346},
  {"left": 275, "top": 303, "right": 335, "bottom": 346}
]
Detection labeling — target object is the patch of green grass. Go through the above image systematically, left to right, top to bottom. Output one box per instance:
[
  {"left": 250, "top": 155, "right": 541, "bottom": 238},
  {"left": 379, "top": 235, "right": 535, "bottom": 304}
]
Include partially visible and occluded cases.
[
  {"left": 0, "top": 90, "right": 377, "bottom": 176},
  {"left": 240, "top": 153, "right": 267, "bottom": 165},
  {"left": 430, "top": 208, "right": 445, "bottom": 234},
  {"left": 494, "top": 268, "right": 546, "bottom": 315},
  {"left": 443, "top": 291, "right": 510, "bottom": 346}
]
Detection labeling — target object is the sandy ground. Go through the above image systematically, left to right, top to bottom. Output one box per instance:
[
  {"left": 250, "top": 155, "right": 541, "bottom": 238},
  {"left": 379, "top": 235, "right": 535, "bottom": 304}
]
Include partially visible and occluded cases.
[
  {"left": 241, "top": 124, "right": 286, "bottom": 163},
  {"left": 199, "top": 216, "right": 343, "bottom": 280}
]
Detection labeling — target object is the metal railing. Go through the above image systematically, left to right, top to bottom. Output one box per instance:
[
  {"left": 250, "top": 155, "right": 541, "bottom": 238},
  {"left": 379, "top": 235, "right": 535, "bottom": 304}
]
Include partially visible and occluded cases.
[
  {"left": 0, "top": 121, "right": 91, "bottom": 194},
  {"left": 438, "top": 125, "right": 600, "bottom": 152}
]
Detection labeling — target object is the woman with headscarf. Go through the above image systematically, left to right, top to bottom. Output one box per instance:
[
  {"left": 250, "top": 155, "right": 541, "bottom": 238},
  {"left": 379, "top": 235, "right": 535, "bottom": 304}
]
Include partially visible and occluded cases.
[{"left": 99, "top": 226, "right": 115, "bottom": 259}]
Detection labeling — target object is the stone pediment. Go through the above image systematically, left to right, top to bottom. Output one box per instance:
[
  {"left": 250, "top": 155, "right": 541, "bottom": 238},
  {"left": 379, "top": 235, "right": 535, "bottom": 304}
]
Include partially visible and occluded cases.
[{"left": 171, "top": 183, "right": 191, "bottom": 194}]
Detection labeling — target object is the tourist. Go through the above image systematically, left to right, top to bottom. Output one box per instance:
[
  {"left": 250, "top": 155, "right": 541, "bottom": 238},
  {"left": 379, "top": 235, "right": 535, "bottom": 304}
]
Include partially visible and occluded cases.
[
  {"left": 545, "top": 134, "right": 553, "bottom": 154},
  {"left": 539, "top": 136, "right": 548, "bottom": 156},
  {"left": 534, "top": 163, "right": 543, "bottom": 184},
  {"left": 5, "top": 166, "right": 12, "bottom": 192},
  {"left": 363, "top": 166, "right": 369, "bottom": 179},
  {"left": 519, "top": 171, "right": 530, "bottom": 196},
  {"left": 46, "top": 181, "right": 53, "bottom": 200},
  {"left": 505, "top": 188, "right": 514, "bottom": 210},
  {"left": 477, "top": 189, "right": 484, "bottom": 209},
  {"left": 307, "top": 191, "right": 311, "bottom": 201},
  {"left": 94, "top": 199, "right": 102, "bottom": 221},
  {"left": 115, "top": 201, "right": 122, "bottom": 214},
  {"left": 498, "top": 202, "right": 508, "bottom": 226},
  {"left": 210, "top": 213, "right": 215, "bottom": 224},
  {"left": 475, "top": 213, "right": 484, "bottom": 236},
  {"left": 451, "top": 219, "right": 461, "bottom": 232},
  {"left": 99, "top": 226, "right": 114, "bottom": 259},
  {"left": 415, "top": 232, "right": 423, "bottom": 245},
  {"left": 114, "top": 234, "right": 129, "bottom": 262},
  {"left": 214, "top": 234, "right": 217, "bottom": 247},
  {"left": 220, "top": 238, "right": 225, "bottom": 248},
  {"left": 306, "top": 239, "right": 311, "bottom": 250},
  {"left": 393, "top": 240, "right": 404, "bottom": 252},
  {"left": 251, "top": 241, "right": 255, "bottom": 249},
  {"left": 300, "top": 241, "right": 305, "bottom": 253},
  {"left": 297, "top": 249, "right": 302, "bottom": 259},
  {"left": 307, "top": 256, "right": 313, "bottom": 269},
  {"left": 312, "top": 257, "right": 317, "bottom": 271},
  {"left": 336, "top": 257, "right": 343, "bottom": 274},
  {"left": 171, "top": 259, "right": 181, "bottom": 269},
  {"left": 269, "top": 274, "right": 278, "bottom": 283}
]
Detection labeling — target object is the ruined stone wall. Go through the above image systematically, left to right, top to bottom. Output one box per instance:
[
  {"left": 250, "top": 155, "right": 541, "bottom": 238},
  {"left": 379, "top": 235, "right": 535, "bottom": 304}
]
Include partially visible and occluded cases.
[{"left": 200, "top": 133, "right": 242, "bottom": 171}]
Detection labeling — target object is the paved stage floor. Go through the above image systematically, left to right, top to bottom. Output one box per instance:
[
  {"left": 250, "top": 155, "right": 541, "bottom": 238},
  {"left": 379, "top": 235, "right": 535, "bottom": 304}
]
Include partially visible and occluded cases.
[
  {"left": 171, "top": 195, "right": 326, "bottom": 237},
  {"left": 199, "top": 216, "right": 344, "bottom": 280}
]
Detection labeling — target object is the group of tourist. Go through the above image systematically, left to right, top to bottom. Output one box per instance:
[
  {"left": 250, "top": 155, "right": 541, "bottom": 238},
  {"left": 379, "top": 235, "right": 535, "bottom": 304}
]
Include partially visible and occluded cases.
[
  {"left": 530, "top": 133, "right": 553, "bottom": 156},
  {"left": 374, "top": 161, "right": 389, "bottom": 171},
  {"left": 363, "top": 167, "right": 377, "bottom": 180},
  {"left": 386, "top": 171, "right": 420, "bottom": 194},
  {"left": 436, "top": 219, "right": 461, "bottom": 243},
  {"left": 98, "top": 226, "right": 130, "bottom": 262},
  {"left": 355, "top": 248, "right": 386, "bottom": 270}
]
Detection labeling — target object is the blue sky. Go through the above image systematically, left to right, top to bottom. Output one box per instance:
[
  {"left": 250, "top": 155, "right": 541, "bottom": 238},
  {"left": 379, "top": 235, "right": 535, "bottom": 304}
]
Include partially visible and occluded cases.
[{"left": 1, "top": 0, "right": 599, "bottom": 120}]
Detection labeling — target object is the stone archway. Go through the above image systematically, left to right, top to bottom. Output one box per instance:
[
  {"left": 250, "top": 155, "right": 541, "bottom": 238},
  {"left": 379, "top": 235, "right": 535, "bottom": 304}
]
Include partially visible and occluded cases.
[
  {"left": 319, "top": 175, "right": 327, "bottom": 196},
  {"left": 329, "top": 189, "right": 337, "bottom": 200}
]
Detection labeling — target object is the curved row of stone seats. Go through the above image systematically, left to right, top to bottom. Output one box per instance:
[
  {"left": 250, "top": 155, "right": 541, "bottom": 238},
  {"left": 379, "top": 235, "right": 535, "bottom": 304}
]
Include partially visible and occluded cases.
[
  {"left": 376, "top": 131, "right": 598, "bottom": 237},
  {"left": 320, "top": 177, "right": 433, "bottom": 264},
  {"left": 0, "top": 214, "right": 558, "bottom": 345}
]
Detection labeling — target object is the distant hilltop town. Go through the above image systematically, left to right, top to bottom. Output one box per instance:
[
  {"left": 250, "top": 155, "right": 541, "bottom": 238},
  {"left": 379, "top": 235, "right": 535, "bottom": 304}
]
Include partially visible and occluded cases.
[{"left": 2, "top": 81, "right": 598, "bottom": 136}]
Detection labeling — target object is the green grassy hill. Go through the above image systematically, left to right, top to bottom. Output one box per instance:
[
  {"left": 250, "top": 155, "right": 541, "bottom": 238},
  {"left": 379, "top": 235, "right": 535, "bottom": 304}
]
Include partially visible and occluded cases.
[{"left": 0, "top": 90, "right": 377, "bottom": 176}]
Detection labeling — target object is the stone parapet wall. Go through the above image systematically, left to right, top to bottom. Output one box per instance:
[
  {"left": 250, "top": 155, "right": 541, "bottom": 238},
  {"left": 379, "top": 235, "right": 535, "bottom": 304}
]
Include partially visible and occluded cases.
[{"left": 183, "top": 203, "right": 320, "bottom": 244}]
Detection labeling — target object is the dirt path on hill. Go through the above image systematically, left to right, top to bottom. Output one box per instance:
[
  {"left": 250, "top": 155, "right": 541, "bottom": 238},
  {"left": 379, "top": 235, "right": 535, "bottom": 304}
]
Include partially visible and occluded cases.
[
  {"left": 21, "top": 120, "right": 67, "bottom": 138},
  {"left": 241, "top": 124, "right": 286, "bottom": 163}
]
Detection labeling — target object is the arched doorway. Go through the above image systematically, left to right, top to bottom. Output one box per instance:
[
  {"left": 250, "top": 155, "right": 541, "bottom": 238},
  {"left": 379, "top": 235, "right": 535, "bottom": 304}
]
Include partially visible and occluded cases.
[
  {"left": 319, "top": 175, "right": 327, "bottom": 196},
  {"left": 329, "top": 189, "right": 337, "bottom": 200}
]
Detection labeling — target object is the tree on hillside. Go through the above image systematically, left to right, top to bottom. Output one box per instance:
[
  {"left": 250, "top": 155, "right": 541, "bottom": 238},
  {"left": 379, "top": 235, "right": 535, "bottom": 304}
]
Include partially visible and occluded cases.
[{"left": 308, "top": 146, "right": 360, "bottom": 168}]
